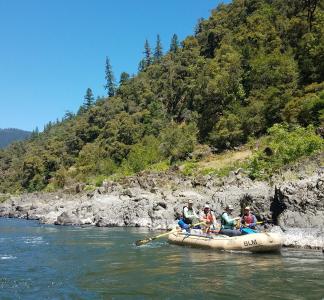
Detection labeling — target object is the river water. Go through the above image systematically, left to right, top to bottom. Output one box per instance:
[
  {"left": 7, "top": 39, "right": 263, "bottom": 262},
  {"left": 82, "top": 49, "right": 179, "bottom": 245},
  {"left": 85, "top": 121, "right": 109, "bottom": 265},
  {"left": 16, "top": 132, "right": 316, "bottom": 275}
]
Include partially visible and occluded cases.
[{"left": 0, "top": 218, "right": 323, "bottom": 299}]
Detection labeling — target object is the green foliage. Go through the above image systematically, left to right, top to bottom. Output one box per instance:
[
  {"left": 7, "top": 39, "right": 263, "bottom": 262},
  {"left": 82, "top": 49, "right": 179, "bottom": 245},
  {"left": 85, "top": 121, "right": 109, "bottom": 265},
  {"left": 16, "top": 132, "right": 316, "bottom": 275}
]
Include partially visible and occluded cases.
[
  {"left": 1, "top": 0, "right": 324, "bottom": 193},
  {"left": 154, "top": 34, "right": 163, "bottom": 61},
  {"left": 170, "top": 34, "right": 179, "bottom": 53},
  {"left": 104, "top": 56, "right": 116, "bottom": 97},
  {"left": 83, "top": 88, "right": 95, "bottom": 111},
  {"left": 282, "top": 88, "right": 324, "bottom": 126},
  {"left": 208, "top": 113, "right": 244, "bottom": 150},
  {"left": 160, "top": 122, "right": 198, "bottom": 163},
  {"left": 248, "top": 124, "right": 324, "bottom": 179},
  {"left": 121, "top": 135, "right": 163, "bottom": 173},
  {"left": 75, "top": 142, "right": 117, "bottom": 178},
  {"left": 147, "top": 160, "right": 170, "bottom": 172},
  {"left": 181, "top": 161, "right": 198, "bottom": 176},
  {"left": 0, "top": 194, "right": 10, "bottom": 203}
]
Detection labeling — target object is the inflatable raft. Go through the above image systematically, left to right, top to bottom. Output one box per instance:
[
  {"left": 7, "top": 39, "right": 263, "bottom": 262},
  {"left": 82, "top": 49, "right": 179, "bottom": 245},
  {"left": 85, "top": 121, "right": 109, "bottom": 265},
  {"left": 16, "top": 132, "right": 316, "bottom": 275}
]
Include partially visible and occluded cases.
[{"left": 168, "top": 231, "right": 282, "bottom": 253}]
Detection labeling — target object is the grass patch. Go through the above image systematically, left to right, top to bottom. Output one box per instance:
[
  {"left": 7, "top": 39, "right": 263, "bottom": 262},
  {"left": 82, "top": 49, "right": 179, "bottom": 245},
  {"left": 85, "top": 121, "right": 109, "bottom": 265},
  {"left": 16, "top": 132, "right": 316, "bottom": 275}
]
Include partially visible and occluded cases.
[{"left": 0, "top": 194, "right": 10, "bottom": 203}]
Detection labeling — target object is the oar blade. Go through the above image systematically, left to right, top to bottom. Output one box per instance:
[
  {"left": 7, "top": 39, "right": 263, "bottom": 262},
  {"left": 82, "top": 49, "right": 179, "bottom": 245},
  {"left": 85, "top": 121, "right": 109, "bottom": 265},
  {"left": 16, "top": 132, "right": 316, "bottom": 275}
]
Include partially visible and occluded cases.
[{"left": 135, "top": 237, "right": 152, "bottom": 246}]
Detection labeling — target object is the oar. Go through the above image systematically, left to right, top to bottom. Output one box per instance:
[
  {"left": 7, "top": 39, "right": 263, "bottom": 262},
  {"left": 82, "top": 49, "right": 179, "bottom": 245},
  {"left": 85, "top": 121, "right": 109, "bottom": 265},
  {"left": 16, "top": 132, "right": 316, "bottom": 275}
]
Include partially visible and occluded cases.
[
  {"left": 135, "top": 221, "right": 205, "bottom": 246},
  {"left": 241, "top": 221, "right": 264, "bottom": 228}
]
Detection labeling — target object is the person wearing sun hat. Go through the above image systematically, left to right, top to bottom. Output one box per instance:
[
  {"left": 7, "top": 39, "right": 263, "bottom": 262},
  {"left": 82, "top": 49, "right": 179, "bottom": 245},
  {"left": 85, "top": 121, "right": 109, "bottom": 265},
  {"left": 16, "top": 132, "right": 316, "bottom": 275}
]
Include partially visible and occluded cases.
[
  {"left": 183, "top": 199, "right": 199, "bottom": 225},
  {"left": 199, "top": 204, "right": 215, "bottom": 232},
  {"left": 219, "top": 204, "right": 241, "bottom": 236},
  {"left": 241, "top": 206, "right": 257, "bottom": 229}
]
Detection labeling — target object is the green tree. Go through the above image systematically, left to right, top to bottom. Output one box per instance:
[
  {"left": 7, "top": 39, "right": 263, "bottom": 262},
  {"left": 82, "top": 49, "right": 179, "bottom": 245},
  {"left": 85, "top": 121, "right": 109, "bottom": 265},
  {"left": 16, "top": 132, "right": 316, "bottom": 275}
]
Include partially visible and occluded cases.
[
  {"left": 154, "top": 34, "right": 163, "bottom": 61},
  {"left": 170, "top": 34, "right": 179, "bottom": 53},
  {"left": 144, "top": 39, "right": 152, "bottom": 67},
  {"left": 104, "top": 56, "right": 116, "bottom": 97},
  {"left": 119, "top": 72, "right": 130, "bottom": 85},
  {"left": 84, "top": 88, "right": 94, "bottom": 110},
  {"left": 208, "top": 113, "right": 244, "bottom": 150},
  {"left": 159, "top": 122, "right": 198, "bottom": 163}
]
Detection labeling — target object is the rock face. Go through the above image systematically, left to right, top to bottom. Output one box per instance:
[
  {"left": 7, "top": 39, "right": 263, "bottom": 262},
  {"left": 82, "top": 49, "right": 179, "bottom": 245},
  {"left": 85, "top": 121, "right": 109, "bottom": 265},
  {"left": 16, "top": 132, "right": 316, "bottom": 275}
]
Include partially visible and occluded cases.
[
  {"left": 0, "top": 168, "right": 323, "bottom": 249},
  {"left": 273, "top": 172, "right": 324, "bottom": 228}
]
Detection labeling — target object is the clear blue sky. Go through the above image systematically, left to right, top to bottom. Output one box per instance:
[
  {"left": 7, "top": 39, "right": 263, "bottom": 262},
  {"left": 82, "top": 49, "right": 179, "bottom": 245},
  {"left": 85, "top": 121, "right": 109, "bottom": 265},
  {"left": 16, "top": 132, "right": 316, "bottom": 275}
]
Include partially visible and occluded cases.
[{"left": 0, "top": 0, "right": 226, "bottom": 131}]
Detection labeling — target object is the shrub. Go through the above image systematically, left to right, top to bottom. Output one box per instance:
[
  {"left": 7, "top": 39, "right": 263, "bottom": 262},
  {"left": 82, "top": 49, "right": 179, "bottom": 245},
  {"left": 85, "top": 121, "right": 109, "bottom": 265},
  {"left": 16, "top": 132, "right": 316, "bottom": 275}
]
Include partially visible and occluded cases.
[
  {"left": 208, "top": 113, "right": 244, "bottom": 150},
  {"left": 159, "top": 122, "right": 198, "bottom": 163},
  {"left": 248, "top": 124, "right": 324, "bottom": 179},
  {"left": 121, "top": 135, "right": 162, "bottom": 173}
]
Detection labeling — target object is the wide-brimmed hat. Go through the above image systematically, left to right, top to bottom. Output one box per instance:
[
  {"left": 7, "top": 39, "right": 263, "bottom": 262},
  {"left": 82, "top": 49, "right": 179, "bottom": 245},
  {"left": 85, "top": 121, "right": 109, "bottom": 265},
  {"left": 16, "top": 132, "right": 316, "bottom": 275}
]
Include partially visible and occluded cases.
[{"left": 226, "top": 204, "right": 234, "bottom": 210}]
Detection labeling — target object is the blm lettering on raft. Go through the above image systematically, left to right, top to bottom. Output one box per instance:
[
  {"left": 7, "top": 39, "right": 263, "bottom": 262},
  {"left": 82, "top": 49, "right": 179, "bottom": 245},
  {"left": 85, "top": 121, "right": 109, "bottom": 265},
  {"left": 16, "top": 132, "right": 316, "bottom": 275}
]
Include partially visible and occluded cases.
[{"left": 244, "top": 240, "right": 257, "bottom": 247}]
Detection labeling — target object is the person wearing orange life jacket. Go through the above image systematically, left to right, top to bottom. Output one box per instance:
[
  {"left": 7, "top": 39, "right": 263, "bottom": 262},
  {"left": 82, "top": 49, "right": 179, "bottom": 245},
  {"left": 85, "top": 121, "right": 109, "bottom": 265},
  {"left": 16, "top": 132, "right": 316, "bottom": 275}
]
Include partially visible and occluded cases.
[
  {"left": 200, "top": 204, "right": 218, "bottom": 233},
  {"left": 241, "top": 206, "right": 257, "bottom": 229}
]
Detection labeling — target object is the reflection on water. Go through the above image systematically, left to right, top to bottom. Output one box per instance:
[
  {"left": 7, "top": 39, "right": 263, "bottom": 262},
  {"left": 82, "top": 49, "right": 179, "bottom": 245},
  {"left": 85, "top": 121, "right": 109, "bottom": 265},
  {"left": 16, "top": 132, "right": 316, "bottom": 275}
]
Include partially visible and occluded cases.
[{"left": 0, "top": 218, "right": 323, "bottom": 299}]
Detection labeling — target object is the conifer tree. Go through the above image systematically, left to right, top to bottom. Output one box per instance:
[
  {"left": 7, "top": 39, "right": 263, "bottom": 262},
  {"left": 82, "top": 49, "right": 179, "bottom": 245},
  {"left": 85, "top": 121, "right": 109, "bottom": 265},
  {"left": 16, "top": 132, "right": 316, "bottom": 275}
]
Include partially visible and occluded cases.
[
  {"left": 195, "top": 18, "right": 204, "bottom": 35},
  {"left": 154, "top": 34, "right": 163, "bottom": 61},
  {"left": 170, "top": 34, "right": 179, "bottom": 53},
  {"left": 144, "top": 39, "right": 152, "bottom": 67},
  {"left": 104, "top": 56, "right": 116, "bottom": 97},
  {"left": 138, "top": 59, "right": 146, "bottom": 72},
  {"left": 119, "top": 72, "right": 130, "bottom": 84},
  {"left": 84, "top": 88, "right": 94, "bottom": 109}
]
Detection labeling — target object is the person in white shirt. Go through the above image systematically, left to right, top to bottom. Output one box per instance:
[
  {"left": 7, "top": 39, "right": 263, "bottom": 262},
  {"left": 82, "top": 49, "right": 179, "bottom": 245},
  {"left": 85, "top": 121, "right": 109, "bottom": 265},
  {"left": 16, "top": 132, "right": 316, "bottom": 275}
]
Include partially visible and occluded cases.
[{"left": 183, "top": 200, "right": 199, "bottom": 225}]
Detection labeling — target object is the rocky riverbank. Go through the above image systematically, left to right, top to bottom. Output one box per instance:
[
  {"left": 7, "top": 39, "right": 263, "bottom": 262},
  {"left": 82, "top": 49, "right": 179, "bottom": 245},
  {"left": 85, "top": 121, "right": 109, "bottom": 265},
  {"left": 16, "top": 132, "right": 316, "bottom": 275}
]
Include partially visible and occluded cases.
[{"left": 0, "top": 167, "right": 323, "bottom": 249}]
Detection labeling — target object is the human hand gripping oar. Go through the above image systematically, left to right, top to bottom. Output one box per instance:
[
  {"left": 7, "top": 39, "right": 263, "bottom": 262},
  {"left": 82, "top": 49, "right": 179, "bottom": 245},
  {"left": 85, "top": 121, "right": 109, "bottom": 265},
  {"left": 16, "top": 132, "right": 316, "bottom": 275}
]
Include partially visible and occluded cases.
[
  {"left": 135, "top": 221, "right": 206, "bottom": 246},
  {"left": 241, "top": 221, "right": 264, "bottom": 228}
]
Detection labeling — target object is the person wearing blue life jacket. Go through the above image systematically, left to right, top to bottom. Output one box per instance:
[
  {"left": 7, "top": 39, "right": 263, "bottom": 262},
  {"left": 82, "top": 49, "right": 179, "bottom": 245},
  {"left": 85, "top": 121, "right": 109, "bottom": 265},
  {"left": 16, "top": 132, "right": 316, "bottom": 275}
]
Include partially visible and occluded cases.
[
  {"left": 219, "top": 204, "right": 242, "bottom": 237},
  {"left": 175, "top": 211, "right": 191, "bottom": 232},
  {"left": 177, "top": 218, "right": 190, "bottom": 232}
]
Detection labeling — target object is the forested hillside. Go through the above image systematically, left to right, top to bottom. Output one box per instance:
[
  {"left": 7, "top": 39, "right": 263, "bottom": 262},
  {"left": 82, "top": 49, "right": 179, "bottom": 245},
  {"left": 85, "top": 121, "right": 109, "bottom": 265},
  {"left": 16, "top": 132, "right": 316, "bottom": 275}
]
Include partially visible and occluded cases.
[
  {"left": 0, "top": 0, "right": 323, "bottom": 193},
  {"left": 0, "top": 129, "right": 31, "bottom": 148}
]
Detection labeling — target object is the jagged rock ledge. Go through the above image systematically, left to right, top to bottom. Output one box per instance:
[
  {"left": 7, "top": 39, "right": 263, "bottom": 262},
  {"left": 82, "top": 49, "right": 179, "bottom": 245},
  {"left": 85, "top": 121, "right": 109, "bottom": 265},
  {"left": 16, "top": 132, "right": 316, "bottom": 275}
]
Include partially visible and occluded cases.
[{"left": 0, "top": 168, "right": 323, "bottom": 249}]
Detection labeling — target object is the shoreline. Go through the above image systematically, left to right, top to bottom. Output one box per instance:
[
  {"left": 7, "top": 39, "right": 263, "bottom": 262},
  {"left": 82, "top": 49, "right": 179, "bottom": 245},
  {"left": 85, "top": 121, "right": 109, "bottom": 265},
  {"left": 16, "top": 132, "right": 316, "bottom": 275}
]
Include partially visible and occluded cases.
[{"left": 1, "top": 169, "right": 323, "bottom": 249}]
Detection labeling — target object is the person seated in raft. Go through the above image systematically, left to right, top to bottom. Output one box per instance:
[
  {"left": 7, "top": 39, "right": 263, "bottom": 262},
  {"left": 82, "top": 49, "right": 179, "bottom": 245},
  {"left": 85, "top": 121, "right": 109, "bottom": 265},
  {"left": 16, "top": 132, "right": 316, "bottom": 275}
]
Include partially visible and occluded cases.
[
  {"left": 183, "top": 200, "right": 199, "bottom": 226},
  {"left": 200, "top": 204, "right": 214, "bottom": 233},
  {"left": 219, "top": 204, "right": 242, "bottom": 237},
  {"left": 241, "top": 206, "right": 257, "bottom": 229},
  {"left": 176, "top": 213, "right": 191, "bottom": 232}
]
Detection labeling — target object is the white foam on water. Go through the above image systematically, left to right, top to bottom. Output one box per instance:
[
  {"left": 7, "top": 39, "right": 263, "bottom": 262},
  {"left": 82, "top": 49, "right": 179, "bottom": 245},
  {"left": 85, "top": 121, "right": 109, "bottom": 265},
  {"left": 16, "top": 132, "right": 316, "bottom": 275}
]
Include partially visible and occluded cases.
[
  {"left": 22, "top": 236, "right": 48, "bottom": 245},
  {"left": 1, "top": 255, "right": 17, "bottom": 260}
]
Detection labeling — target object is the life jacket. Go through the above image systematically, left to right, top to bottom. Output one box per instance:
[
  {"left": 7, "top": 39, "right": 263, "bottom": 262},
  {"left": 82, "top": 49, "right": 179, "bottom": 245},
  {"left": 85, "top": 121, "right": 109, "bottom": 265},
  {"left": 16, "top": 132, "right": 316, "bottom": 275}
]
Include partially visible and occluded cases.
[
  {"left": 183, "top": 206, "right": 194, "bottom": 224},
  {"left": 202, "top": 212, "right": 213, "bottom": 223},
  {"left": 220, "top": 212, "right": 226, "bottom": 225},
  {"left": 243, "top": 214, "right": 254, "bottom": 224},
  {"left": 178, "top": 219, "right": 190, "bottom": 230}
]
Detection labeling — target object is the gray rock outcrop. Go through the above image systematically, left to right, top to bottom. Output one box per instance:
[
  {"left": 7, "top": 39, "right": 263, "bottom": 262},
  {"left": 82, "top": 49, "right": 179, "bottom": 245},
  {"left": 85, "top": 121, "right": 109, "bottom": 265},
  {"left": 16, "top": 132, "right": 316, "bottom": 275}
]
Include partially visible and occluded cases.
[{"left": 0, "top": 168, "right": 323, "bottom": 249}]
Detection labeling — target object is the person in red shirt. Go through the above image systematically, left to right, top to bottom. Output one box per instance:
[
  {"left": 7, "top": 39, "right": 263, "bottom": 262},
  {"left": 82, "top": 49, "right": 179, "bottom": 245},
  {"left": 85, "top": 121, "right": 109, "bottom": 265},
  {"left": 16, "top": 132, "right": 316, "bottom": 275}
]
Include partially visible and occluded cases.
[
  {"left": 200, "top": 204, "right": 216, "bottom": 233},
  {"left": 241, "top": 206, "right": 257, "bottom": 229}
]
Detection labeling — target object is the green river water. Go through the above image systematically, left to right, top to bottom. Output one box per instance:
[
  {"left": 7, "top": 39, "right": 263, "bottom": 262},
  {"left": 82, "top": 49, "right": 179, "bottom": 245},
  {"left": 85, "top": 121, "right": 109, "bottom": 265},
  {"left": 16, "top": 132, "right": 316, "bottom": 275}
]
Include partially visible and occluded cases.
[{"left": 0, "top": 218, "right": 323, "bottom": 299}]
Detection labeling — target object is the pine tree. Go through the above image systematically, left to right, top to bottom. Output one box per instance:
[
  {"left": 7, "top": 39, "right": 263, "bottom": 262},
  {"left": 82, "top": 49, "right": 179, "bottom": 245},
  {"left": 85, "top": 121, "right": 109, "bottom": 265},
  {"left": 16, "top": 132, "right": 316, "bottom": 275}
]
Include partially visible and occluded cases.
[
  {"left": 195, "top": 18, "right": 204, "bottom": 35},
  {"left": 154, "top": 34, "right": 163, "bottom": 61},
  {"left": 170, "top": 34, "right": 179, "bottom": 53},
  {"left": 144, "top": 39, "right": 152, "bottom": 67},
  {"left": 104, "top": 56, "right": 116, "bottom": 97},
  {"left": 138, "top": 59, "right": 146, "bottom": 72},
  {"left": 119, "top": 72, "right": 130, "bottom": 85},
  {"left": 84, "top": 88, "right": 94, "bottom": 110},
  {"left": 31, "top": 126, "right": 39, "bottom": 139}
]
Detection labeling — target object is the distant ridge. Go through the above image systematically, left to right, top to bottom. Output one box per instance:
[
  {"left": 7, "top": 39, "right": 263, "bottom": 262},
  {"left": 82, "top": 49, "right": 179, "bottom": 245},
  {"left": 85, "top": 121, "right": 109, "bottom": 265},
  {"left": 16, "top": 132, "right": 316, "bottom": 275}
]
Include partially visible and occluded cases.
[{"left": 0, "top": 128, "right": 31, "bottom": 148}]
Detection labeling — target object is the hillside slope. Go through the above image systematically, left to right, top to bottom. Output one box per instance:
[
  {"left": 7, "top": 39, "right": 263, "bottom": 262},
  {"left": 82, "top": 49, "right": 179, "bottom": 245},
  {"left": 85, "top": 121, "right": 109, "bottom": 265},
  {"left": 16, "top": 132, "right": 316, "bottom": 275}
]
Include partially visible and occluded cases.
[
  {"left": 0, "top": 0, "right": 323, "bottom": 193},
  {"left": 0, "top": 128, "right": 31, "bottom": 148}
]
